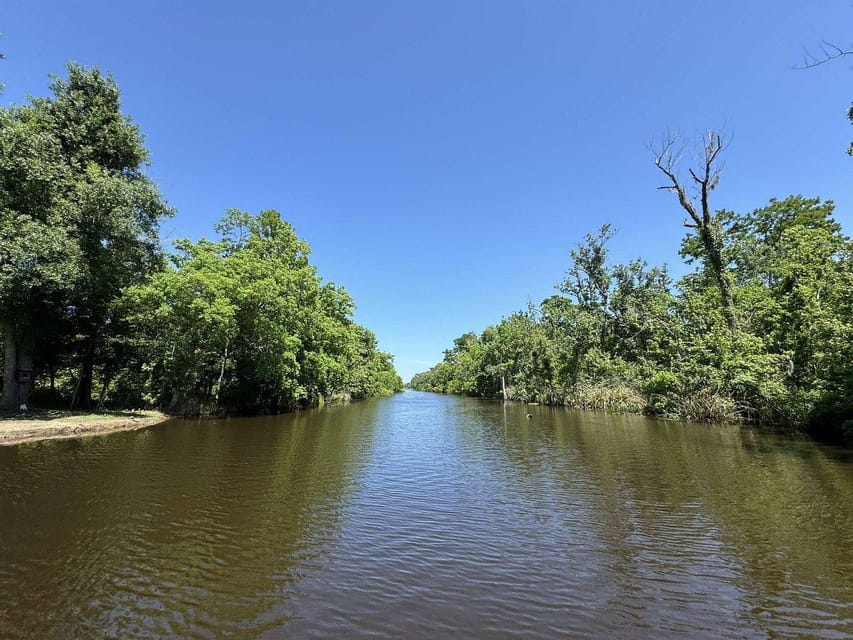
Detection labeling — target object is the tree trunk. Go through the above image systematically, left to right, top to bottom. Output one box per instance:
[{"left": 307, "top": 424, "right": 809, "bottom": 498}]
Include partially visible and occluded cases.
[
  {"left": 654, "top": 131, "right": 737, "bottom": 335},
  {"left": 700, "top": 227, "right": 738, "bottom": 333},
  {"left": 1, "top": 319, "right": 34, "bottom": 409},
  {"left": 1, "top": 319, "right": 18, "bottom": 409},
  {"left": 73, "top": 336, "right": 96, "bottom": 410},
  {"left": 215, "top": 338, "right": 229, "bottom": 406},
  {"left": 571, "top": 344, "right": 581, "bottom": 387},
  {"left": 18, "top": 349, "right": 33, "bottom": 406},
  {"left": 97, "top": 373, "right": 112, "bottom": 410},
  {"left": 168, "top": 389, "right": 182, "bottom": 413}
]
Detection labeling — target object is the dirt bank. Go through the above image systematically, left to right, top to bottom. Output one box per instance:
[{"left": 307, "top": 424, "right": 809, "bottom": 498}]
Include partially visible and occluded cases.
[{"left": 0, "top": 410, "right": 170, "bottom": 446}]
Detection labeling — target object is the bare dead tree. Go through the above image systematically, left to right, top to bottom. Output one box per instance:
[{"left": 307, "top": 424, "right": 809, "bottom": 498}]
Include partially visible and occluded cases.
[{"left": 652, "top": 130, "right": 737, "bottom": 334}]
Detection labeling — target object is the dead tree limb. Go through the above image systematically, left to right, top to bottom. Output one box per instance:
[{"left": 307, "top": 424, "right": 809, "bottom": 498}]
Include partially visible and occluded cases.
[
  {"left": 795, "top": 41, "right": 853, "bottom": 69},
  {"left": 652, "top": 130, "right": 737, "bottom": 334}
]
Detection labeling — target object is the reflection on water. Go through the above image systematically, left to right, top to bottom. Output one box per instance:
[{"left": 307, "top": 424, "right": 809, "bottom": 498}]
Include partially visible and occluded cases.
[
  {"left": 0, "top": 392, "right": 850, "bottom": 638},
  {"left": 0, "top": 401, "right": 381, "bottom": 638}
]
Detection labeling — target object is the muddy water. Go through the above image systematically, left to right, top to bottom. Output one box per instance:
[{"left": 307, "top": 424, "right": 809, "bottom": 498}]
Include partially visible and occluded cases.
[{"left": 0, "top": 391, "right": 850, "bottom": 638}]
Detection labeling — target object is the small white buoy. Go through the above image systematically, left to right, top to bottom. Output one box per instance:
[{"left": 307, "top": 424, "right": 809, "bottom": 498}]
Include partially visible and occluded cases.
[{"left": 526, "top": 413, "right": 533, "bottom": 419}]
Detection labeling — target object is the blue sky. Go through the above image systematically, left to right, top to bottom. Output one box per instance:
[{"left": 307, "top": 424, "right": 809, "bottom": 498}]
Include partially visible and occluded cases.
[{"left": 4, "top": 1, "right": 852, "bottom": 381}]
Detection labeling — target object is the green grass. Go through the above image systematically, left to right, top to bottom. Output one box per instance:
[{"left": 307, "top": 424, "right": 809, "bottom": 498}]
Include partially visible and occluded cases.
[{"left": 0, "top": 408, "right": 161, "bottom": 423}]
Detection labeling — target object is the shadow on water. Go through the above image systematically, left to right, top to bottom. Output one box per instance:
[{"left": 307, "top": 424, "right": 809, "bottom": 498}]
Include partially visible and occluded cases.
[{"left": 0, "top": 399, "right": 383, "bottom": 638}]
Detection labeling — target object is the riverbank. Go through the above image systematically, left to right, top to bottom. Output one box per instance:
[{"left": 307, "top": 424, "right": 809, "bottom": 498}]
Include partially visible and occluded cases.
[{"left": 0, "top": 409, "right": 170, "bottom": 446}]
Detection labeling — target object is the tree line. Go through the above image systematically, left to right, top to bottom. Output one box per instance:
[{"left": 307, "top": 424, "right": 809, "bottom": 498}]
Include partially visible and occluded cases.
[
  {"left": 0, "top": 63, "right": 402, "bottom": 414},
  {"left": 411, "top": 137, "right": 853, "bottom": 443}
]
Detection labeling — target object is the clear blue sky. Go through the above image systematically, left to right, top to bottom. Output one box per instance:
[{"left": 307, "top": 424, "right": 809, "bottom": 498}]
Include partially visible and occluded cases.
[{"left": 4, "top": 1, "right": 852, "bottom": 381}]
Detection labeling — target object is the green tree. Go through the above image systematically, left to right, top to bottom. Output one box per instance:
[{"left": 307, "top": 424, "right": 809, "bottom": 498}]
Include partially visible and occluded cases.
[
  {"left": 0, "top": 63, "right": 170, "bottom": 409},
  {"left": 46, "top": 65, "right": 170, "bottom": 408},
  {"left": 0, "top": 99, "right": 77, "bottom": 408},
  {"left": 848, "top": 101, "right": 853, "bottom": 156},
  {"left": 726, "top": 196, "right": 853, "bottom": 429},
  {"left": 123, "top": 209, "right": 401, "bottom": 414},
  {"left": 558, "top": 225, "right": 676, "bottom": 385}
]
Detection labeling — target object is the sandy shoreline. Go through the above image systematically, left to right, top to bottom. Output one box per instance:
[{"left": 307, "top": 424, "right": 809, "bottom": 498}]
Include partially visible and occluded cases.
[{"left": 0, "top": 410, "right": 171, "bottom": 446}]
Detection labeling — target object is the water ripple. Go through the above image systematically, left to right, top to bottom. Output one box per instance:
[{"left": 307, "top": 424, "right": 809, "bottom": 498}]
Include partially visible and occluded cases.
[{"left": 0, "top": 393, "right": 851, "bottom": 638}]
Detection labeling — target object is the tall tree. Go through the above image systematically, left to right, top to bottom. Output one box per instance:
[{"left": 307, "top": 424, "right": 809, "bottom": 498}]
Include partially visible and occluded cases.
[
  {"left": 0, "top": 63, "right": 170, "bottom": 409},
  {"left": 48, "top": 65, "right": 170, "bottom": 408},
  {"left": 0, "top": 103, "right": 77, "bottom": 408},
  {"left": 653, "top": 131, "right": 737, "bottom": 333},
  {"left": 726, "top": 196, "right": 853, "bottom": 426}
]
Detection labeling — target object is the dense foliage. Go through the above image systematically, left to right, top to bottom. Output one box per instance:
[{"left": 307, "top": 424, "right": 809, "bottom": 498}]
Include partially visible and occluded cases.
[
  {"left": 0, "top": 64, "right": 401, "bottom": 414},
  {"left": 411, "top": 197, "right": 853, "bottom": 442},
  {"left": 119, "top": 209, "right": 403, "bottom": 414}
]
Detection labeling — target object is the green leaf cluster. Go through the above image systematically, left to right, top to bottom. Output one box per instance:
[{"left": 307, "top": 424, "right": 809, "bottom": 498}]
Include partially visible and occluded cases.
[{"left": 121, "top": 209, "right": 402, "bottom": 413}]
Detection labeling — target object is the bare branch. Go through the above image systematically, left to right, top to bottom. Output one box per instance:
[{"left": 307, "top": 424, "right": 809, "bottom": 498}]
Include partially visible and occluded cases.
[
  {"left": 796, "top": 40, "right": 853, "bottom": 69},
  {"left": 650, "top": 128, "right": 737, "bottom": 332},
  {"left": 650, "top": 131, "right": 704, "bottom": 227},
  {"left": 704, "top": 131, "right": 724, "bottom": 166},
  {"left": 688, "top": 168, "right": 702, "bottom": 184}
]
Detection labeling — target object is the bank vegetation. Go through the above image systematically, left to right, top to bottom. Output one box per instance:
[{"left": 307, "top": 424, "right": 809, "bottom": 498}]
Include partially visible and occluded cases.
[
  {"left": 0, "top": 64, "right": 402, "bottom": 416},
  {"left": 412, "top": 135, "right": 853, "bottom": 443}
]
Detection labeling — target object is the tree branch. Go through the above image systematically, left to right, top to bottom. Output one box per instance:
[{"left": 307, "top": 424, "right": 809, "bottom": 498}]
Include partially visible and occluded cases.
[
  {"left": 796, "top": 40, "right": 853, "bottom": 69},
  {"left": 651, "top": 133, "right": 702, "bottom": 227}
]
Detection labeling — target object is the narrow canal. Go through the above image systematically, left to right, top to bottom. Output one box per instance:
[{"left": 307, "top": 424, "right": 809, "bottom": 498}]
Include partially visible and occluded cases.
[{"left": 1, "top": 391, "right": 850, "bottom": 638}]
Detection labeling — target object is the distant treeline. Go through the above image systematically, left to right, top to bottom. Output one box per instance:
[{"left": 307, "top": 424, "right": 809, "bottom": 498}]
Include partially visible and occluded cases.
[
  {"left": 0, "top": 63, "right": 402, "bottom": 414},
  {"left": 411, "top": 196, "right": 853, "bottom": 442}
]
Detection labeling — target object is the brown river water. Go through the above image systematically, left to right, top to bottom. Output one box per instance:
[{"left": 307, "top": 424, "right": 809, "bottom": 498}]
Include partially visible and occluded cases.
[{"left": 0, "top": 391, "right": 851, "bottom": 638}]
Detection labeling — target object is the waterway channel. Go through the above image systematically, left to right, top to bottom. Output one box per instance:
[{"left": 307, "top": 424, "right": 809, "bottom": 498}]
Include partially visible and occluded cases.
[{"left": 0, "top": 391, "right": 850, "bottom": 638}]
